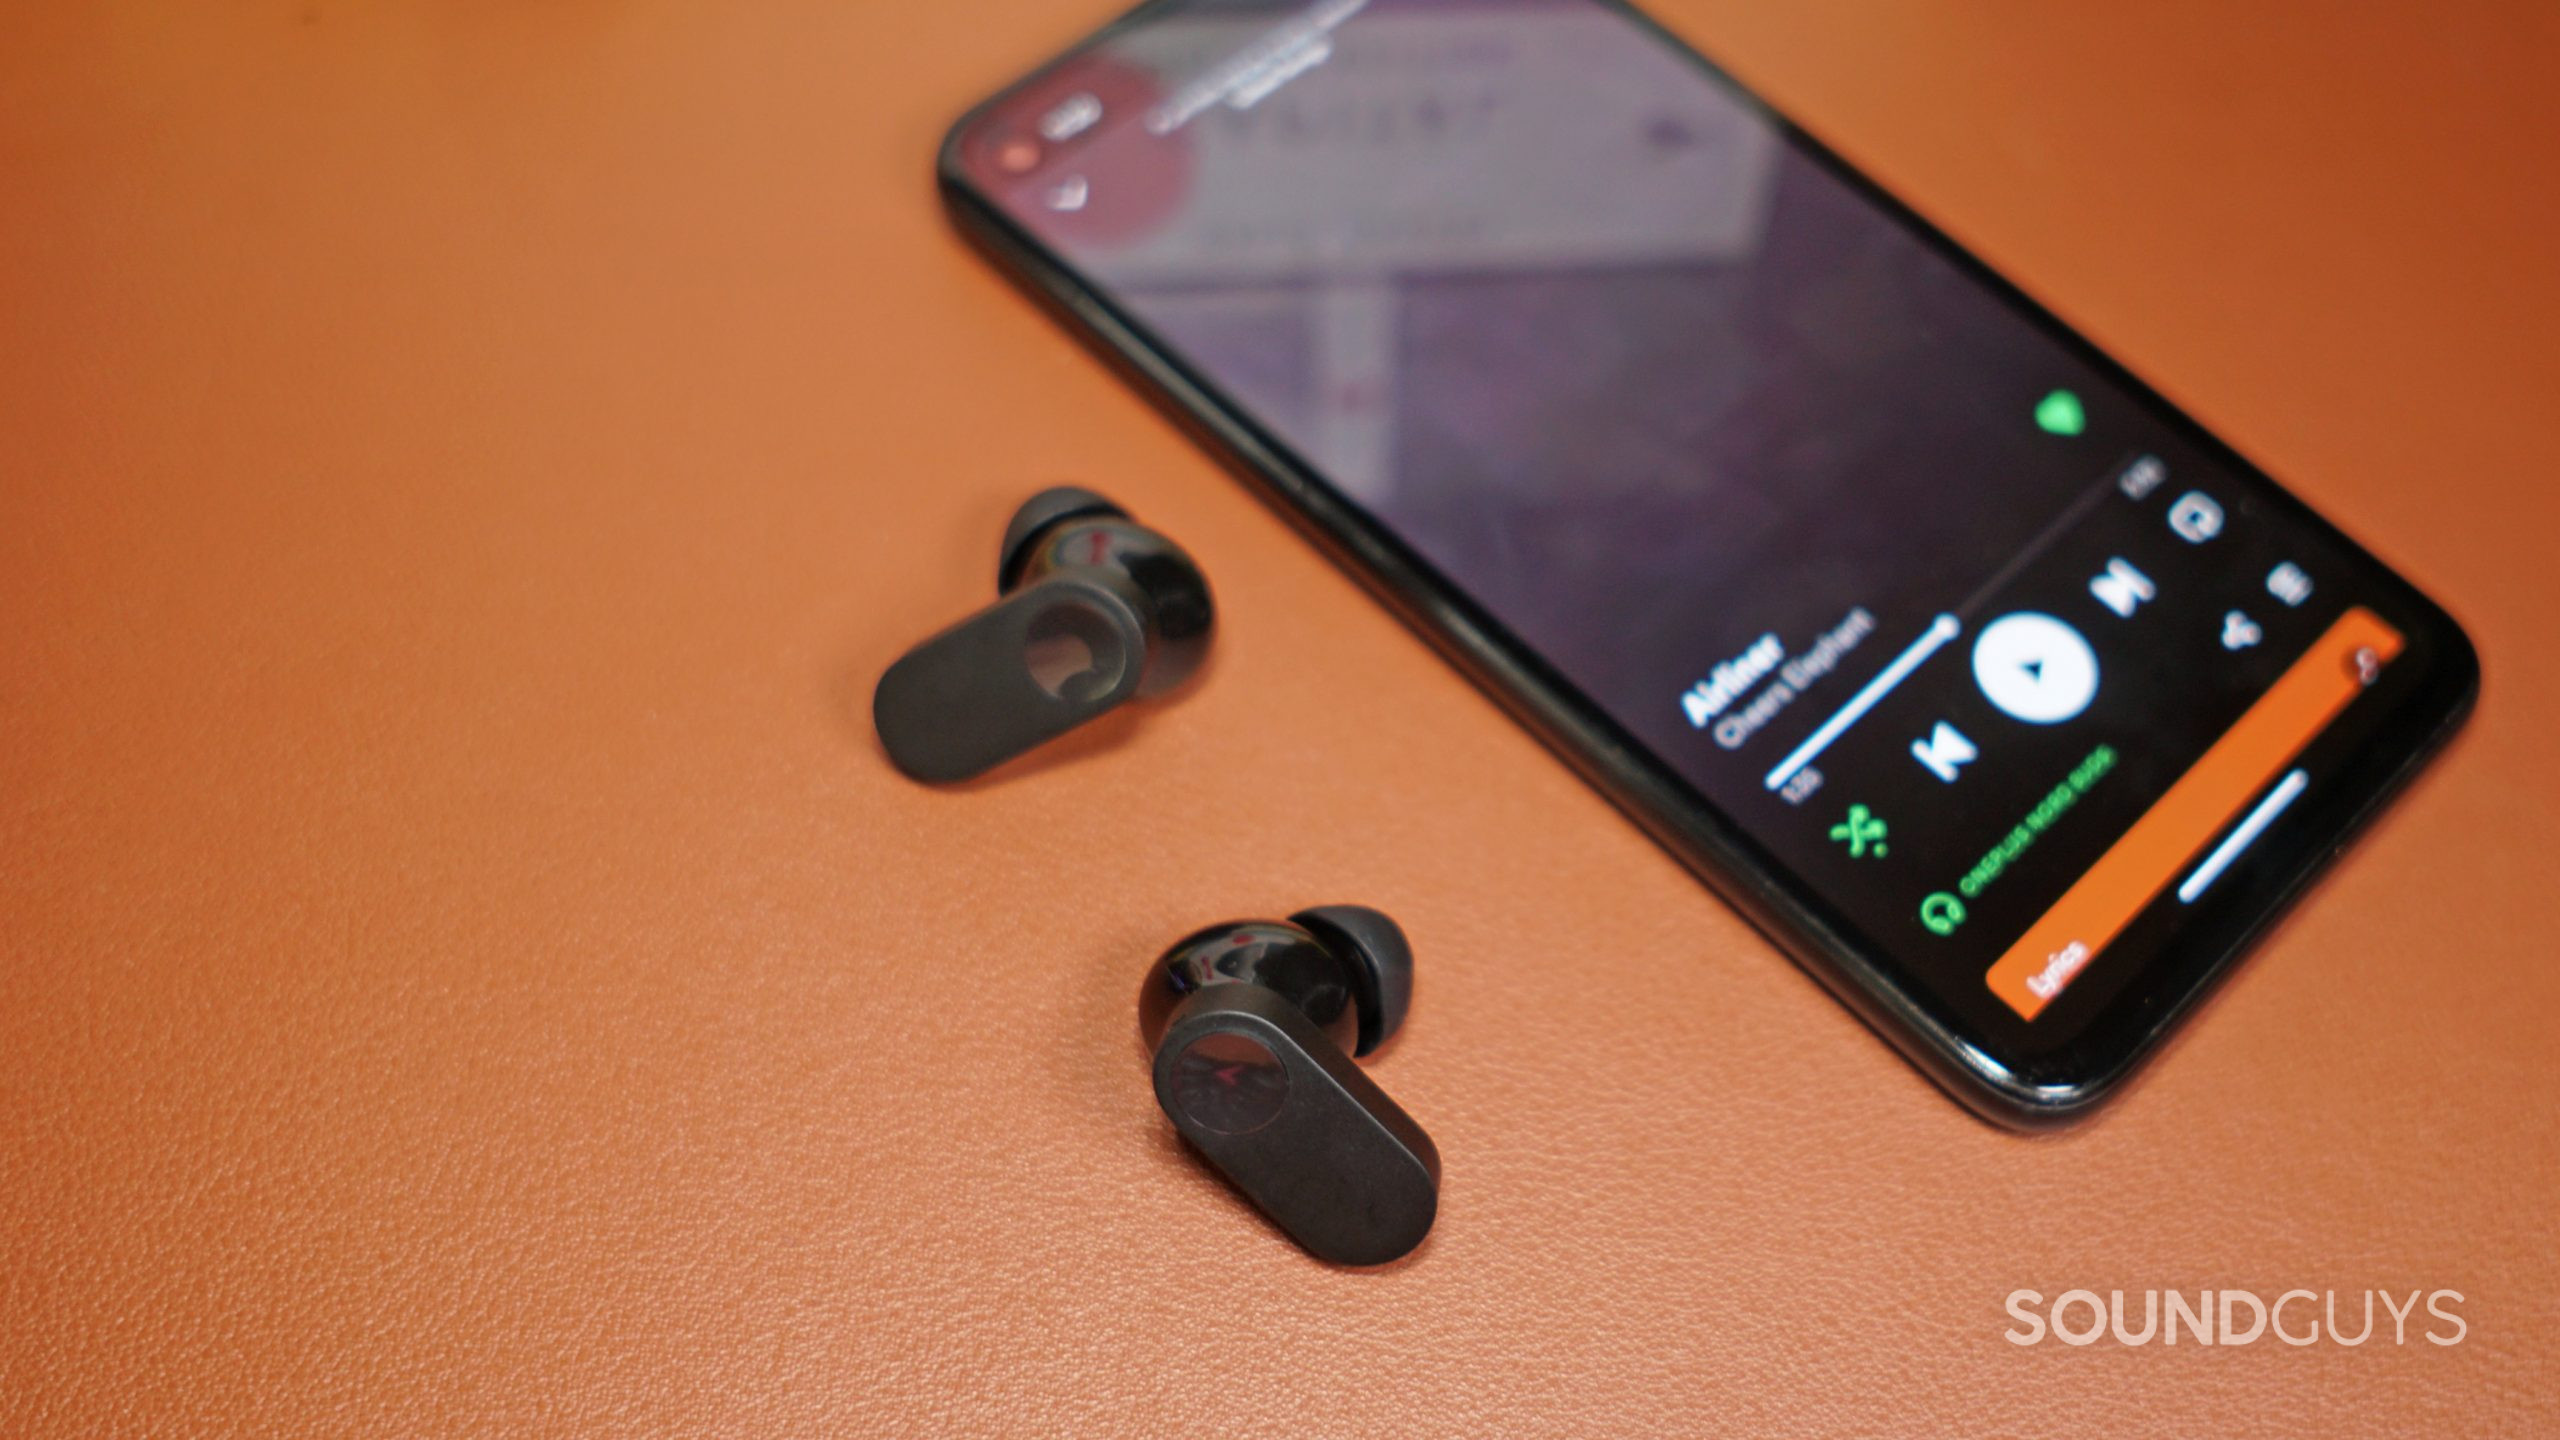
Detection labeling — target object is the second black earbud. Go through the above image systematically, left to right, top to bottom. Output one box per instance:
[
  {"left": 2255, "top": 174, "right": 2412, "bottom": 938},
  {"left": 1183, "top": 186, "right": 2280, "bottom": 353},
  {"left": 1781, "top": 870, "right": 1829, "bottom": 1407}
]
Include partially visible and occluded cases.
[
  {"left": 875, "top": 488, "right": 1213, "bottom": 782},
  {"left": 1138, "top": 906, "right": 1439, "bottom": 1266}
]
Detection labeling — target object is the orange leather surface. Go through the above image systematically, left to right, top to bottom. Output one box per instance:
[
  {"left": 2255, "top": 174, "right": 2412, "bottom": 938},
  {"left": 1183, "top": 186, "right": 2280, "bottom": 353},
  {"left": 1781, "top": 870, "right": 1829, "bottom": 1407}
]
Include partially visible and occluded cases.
[{"left": 5, "top": 2, "right": 2556, "bottom": 1433}]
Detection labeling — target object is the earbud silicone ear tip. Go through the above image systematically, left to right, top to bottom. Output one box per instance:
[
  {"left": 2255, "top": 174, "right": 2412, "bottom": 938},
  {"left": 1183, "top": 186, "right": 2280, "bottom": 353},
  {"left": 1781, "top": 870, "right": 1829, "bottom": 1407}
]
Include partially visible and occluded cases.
[
  {"left": 998, "top": 486, "right": 1126, "bottom": 590},
  {"left": 1291, "top": 905, "right": 1413, "bottom": 1057}
]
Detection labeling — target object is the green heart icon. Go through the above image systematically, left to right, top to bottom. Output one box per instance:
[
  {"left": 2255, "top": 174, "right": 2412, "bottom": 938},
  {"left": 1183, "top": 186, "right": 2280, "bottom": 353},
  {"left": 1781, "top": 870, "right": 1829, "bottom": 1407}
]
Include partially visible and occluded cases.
[{"left": 2035, "top": 389, "right": 2086, "bottom": 436}]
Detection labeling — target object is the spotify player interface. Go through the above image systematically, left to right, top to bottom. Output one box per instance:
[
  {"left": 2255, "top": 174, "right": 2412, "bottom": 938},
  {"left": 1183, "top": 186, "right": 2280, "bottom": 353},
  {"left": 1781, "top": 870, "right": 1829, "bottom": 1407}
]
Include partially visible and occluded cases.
[{"left": 951, "top": 0, "right": 2473, "bottom": 1096}]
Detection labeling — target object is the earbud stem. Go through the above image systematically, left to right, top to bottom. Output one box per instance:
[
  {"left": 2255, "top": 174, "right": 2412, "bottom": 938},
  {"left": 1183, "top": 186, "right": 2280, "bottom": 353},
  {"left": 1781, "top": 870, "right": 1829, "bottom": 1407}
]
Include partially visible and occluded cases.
[
  {"left": 874, "top": 574, "right": 1148, "bottom": 783},
  {"left": 1153, "top": 985, "right": 1440, "bottom": 1267}
]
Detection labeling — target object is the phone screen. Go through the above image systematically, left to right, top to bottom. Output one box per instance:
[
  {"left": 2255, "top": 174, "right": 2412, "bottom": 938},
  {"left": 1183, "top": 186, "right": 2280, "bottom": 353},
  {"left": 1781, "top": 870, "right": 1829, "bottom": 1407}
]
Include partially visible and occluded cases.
[{"left": 948, "top": 0, "right": 2472, "bottom": 1104}]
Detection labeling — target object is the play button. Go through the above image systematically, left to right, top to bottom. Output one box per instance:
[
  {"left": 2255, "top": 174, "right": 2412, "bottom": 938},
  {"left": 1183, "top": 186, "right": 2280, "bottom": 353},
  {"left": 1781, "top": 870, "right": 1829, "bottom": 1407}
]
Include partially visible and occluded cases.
[{"left": 1973, "top": 612, "right": 2099, "bottom": 724}]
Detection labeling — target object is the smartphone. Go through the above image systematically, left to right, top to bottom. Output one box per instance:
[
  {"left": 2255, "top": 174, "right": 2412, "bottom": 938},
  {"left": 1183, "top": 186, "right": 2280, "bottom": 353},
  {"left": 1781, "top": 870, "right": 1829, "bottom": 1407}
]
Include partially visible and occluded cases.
[{"left": 939, "top": 0, "right": 2477, "bottom": 1124}]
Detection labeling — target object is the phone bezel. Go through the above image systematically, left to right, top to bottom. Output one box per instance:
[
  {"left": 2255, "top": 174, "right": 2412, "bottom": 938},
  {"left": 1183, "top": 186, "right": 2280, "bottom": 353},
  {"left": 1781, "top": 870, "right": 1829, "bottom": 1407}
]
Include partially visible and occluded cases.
[{"left": 934, "top": 0, "right": 2479, "bottom": 1125}]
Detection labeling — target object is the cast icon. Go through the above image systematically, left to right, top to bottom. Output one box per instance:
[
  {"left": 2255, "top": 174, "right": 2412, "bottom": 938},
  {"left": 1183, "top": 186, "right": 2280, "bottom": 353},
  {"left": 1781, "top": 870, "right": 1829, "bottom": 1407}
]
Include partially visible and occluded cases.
[{"left": 2169, "top": 491, "right": 2224, "bottom": 544}]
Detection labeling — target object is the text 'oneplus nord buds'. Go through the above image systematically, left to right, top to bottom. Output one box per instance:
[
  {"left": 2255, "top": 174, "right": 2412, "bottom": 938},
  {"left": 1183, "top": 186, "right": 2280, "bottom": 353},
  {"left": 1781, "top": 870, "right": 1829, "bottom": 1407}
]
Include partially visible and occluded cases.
[
  {"left": 874, "top": 488, "right": 1213, "bottom": 782},
  {"left": 1138, "top": 906, "right": 1439, "bottom": 1267}
]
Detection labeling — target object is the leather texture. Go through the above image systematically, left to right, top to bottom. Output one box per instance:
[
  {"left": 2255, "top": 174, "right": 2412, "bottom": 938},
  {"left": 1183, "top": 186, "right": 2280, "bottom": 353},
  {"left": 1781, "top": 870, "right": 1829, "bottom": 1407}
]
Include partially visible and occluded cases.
[{"left": 4, "top": 1, "right": 2555, "bottom": 1434}]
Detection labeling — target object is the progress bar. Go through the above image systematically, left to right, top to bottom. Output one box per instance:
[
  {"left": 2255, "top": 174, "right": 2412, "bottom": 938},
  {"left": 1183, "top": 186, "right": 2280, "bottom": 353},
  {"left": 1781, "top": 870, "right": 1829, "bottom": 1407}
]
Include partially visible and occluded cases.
[{"left": 1763, "top": 613, "right": 1961, "bottom": 792}]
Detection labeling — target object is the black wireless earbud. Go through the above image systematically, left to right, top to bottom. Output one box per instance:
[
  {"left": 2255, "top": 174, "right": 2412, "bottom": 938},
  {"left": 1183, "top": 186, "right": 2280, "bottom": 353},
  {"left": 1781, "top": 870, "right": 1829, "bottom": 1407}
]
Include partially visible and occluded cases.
[
  {"left": 875, "top": 488, "right": 1213, "bottom": 783},
  {"left": 1138, "top": 906, "right": 1439, "bottom": 1266}
]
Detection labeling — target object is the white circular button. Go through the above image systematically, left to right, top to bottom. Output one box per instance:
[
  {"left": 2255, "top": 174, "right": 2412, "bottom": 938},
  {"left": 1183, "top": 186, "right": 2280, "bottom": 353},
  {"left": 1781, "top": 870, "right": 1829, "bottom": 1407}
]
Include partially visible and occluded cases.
[{"left": 1973, "top": 612, "right": 2099, "bottom": 724}]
